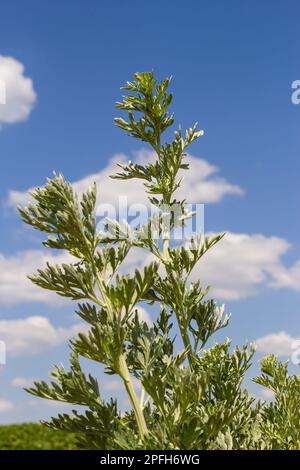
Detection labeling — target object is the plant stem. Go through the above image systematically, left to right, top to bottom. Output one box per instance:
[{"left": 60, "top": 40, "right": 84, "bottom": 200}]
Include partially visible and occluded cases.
[
  {"left": 154, "top": 134, "right": 194, "bottom": 367},
  {"left": 162, "top": 237, "right": 170, "bottom": 261},
  {"left": 95, "top": 272, "right": 148, "bottom": 439},
  {"left": 177, "top": 311, "right": 194, "bottom": 369},
  {"left": 119, "top": 356, "right": 148, "bottom": 438},
  {"left": 140, "top": 386, "right": 145, "bottom": 408}
]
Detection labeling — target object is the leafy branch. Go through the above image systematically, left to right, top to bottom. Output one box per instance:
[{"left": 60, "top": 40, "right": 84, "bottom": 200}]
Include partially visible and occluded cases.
[{"left": 18, "top": 71, "right": 300, "bottom": 450}]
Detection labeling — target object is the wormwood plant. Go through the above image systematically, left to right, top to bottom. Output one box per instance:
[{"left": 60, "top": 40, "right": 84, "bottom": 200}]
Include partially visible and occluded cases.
[{"left": 19, "top": 72, "right": 300, "bottom": 450}]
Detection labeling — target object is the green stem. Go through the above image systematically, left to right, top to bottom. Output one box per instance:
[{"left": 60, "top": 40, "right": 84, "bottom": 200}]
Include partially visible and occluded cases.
[
  {"left": 154, "top": 133, "right": 193, "bottom": 366},
  {"left": 162, "top": 237, "right": 170, "bottom": 261},
  {"left": 95, "top": 272, "right": 148, "bottom": 439},
  {"left": 174, "top": 307, "right": 194, "bottom": 369},
  {"left": 119, "top": 356, "right": 148, "bottom": 438},
  {"left": 140, "top": 385, "right": 145, "bottom": 408}
]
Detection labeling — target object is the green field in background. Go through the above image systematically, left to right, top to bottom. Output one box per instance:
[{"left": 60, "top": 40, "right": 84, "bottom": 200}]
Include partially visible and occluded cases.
[{"left": 0, "top": 423, "right": 78, "bottom": 450}]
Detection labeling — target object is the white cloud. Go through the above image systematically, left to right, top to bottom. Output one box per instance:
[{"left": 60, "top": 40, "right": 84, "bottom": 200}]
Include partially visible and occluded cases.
[
  {"left": 0, "top": 56, "right": 36, "bottom": 124},
  {"left": 7, "top": 149, "right": 243, "bottom": 208},
  {"left": 190, "top": 232, "right": 300, "bottom": 300},
  {"left": 0, "top": 249, "right": 72, "bottom": 305},
  {"left": 269, "top": 259, "right": 300, "bottom": 291},
  {"left": 134, "top": 306, "right": 152, "bottom": 325},
  {"left": 0, "top": 316, "right": 85, "bottom": 357},
  {"left": 254, "top": 331, "right": 300, "bottom": 356},
  {"left": 11, "top": 377, "right": 35, "bottom": 388},
  {"left": 100, "top": 377, "right": 142, "bottom": 394},
  {"left": 102, "top": 379, "right": 123, "bottom": 392},
  {"left": 259, "top": 389, "right": 275, "bottom": 402},
  {"left": 27, "top": 398, "right": 71, "bottom": 409},
  {"left": 0, "top": 399, "right": 14, "bottom": 413}
]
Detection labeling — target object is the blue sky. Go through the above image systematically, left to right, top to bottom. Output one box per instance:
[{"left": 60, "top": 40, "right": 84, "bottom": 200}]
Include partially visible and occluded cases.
[{"left": 0, "top": 0, "right": 299, "bottom": 423}]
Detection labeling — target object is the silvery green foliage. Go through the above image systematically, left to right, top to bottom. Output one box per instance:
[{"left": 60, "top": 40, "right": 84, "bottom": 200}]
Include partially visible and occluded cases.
[
  {"left": 19, "top": 72, "right": 300, "bottom": 450},
  {"left": 253, "top": 356, "right": 300, "bottom": 449}
]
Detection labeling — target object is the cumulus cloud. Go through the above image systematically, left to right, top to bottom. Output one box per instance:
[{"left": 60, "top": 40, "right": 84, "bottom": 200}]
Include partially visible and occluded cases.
[
  {"left": 0, "top": 55, "right": 36, "bottom": 124},
  {"left": 7, "top": 149, "right": 243, "bottom": 208},
  {"left": 191, "top": 232, "right": 299, "bottom": 300},
  {"left": 0, "top": 249, "right": 72, "bottom": 305},
  {"left": 269, "top": 259, "right": 300, "bottom": 291},
  {"left": 134, "top": 306, "right": 152, "bottom": 325},
  {"left": 0, "top": 316, "right": 85, "bottom": 357},
  {"left": 254, "top": 331, "right": 300, "bottom": 356},
  {"left": 101, "top": 376, "right": 142, "bottom": 394},
  {"left": 11, "top": 377, "right": 35, "bottom": 388},
  {"left": 102, "top": 379, "right": 123, "bottom": 392},
  {"left": 259, "top": 389, "right": 275, "bottom": 402},
  {"left": 27, "top": 398, "right": 71, "bottom": 409},
  {"left": 0, "top": 399, "right": 14, "bottom": 413}
]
